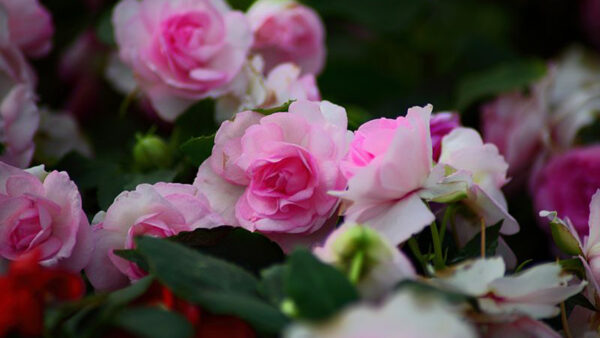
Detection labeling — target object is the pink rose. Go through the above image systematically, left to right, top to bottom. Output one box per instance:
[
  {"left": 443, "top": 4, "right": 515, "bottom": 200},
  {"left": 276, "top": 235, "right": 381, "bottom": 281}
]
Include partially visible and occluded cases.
[
  {"left": 0, "top": 0, "right": 54, "bottom": 58},
  {"left": 112, "top": 0, "right": 253, "bottom": 121},
  {"left": 247, "top": 0, "right": 325, "bottom": 75},
  {"left": 0, "top": 37, "right": 39, "bottom": 168},
  {"left": 215, "top": 61, "right": 321, "bottom": 122},
  {"left": 263, "top": 62, "right": 320, "bottom": 107},
  {"left": 481, "top": 91, "right": 545, "bottom": 177},
  {"left": 194, "top": 100, "right": 352, "bottom": 251},
  {"left": 335, "top": 105, "right": 437, "bottom": 245},
  {"left": 341, "top": 109, "right": 454, "bottom": 179},
  {"left": 430, "top": 112, "right": 460, "bottom": 162},
  {"left": 531, "top": 146, "right": 600, "bottom": 236},
  {"left": 0, "top": 162, "right": 93, "bottom": 272},
  {"left": 85, "top": 183, "right": 223, "bottom": 291}
]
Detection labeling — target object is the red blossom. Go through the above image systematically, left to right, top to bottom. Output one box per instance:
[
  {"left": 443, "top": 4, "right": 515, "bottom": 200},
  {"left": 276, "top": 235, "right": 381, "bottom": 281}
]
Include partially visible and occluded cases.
[{"left": 0, "top": 250, "right": 85, "bottom": 337}]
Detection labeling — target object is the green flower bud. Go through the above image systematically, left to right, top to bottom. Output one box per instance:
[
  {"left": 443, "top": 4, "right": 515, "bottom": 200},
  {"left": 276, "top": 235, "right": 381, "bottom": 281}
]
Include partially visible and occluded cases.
[{"left": 133, "top": 134, "right": 173, "bottom": 170}]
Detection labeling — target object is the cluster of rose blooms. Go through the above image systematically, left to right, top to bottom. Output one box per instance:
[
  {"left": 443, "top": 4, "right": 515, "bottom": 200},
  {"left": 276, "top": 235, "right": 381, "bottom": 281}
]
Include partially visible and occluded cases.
[{"left": 3, "top": 0, "right": 600, "bottom": 337}]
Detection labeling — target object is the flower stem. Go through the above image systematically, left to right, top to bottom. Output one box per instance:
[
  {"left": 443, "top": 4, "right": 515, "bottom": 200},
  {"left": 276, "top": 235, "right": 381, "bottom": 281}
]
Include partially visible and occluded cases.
[
  {"left": 480, "top": 218, "right": 486, "bottom": 258},
  {"left": 430, "top": 222, "right": 445, "bottom": 270},
  {"left": 407, "top": 237, "right": 427, "bottom": 272},
  {"left": 348, "top": 250, "right": 365, "bottom": 284}
]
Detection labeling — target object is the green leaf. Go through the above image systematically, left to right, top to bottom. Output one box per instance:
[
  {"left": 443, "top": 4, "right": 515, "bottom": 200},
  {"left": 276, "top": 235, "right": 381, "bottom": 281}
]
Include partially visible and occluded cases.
[
  {"left": 456, "top": 59, "right": 547, "bottom": 109},
  {"left": 252, "top": 100, "right": 295, "bottom": 115},
  {"left": 179, "top": 134, "right": 215, "bottom": 166},
  {"left": 550, "top": 220, "right": 583, "bottom": 256},
  {"left": 451, "top": 221, "right": 502, "bottom": 263},
  {"left": 172, "top": 227, "right": 285, "bottom": 275},
  {"left": 135, "top": 236, "right": 258, "bottom": 295},
  {"left": 133, "top": 237, "right": 288, "bottom": 334},
  {"left": 284, "top": 249, "right": 359, "bottom": 320},
  {"left": 559, "top": 258, "right": 586, "bottom": 280},
  {"left": 258, "top": 265, "right": 286, "bottom": 307},
  {"left": 184, "top": 291, "right": 289, "bottom": 334},
  {"left": 113, "top": 307, "right": 193, "bottom": 338}
]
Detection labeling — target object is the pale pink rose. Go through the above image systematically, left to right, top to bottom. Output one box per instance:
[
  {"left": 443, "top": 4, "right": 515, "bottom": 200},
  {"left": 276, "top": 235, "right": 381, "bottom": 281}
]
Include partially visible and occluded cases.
[
  {"left": 0, "top": 0, "right": 54, "bottom": 58},
  {"left": 112, "top": 0, "right": 253, "bottom": 121},
  {"left": 247, "top": 0, "right": 325, "bottom": 75},
  {"left": 0, "top": 38, "right": 39, "bottom": 168},
  {"left": 215, "top": 60, "right": 320, "bottom": 122},
  {"left": 263, "top": 62, "right": 320, "bottom": 107},
  {"left": 481, "top": 91, "right": 545, "bottom": 177},
  {"left": 195, "top": 100, "right": 352, "bottom": 251},
  {"left": 335, "top": 105, "right": 437, "bottom": 245},
  {"left": 0, "top": 162, "right": 93, "bottom": 272},
  {"left": 85, "top": 182, "right": 223, "bottom": 291},
  {"left": 432, "top": 257, "right": 586, "bottom": 319}
]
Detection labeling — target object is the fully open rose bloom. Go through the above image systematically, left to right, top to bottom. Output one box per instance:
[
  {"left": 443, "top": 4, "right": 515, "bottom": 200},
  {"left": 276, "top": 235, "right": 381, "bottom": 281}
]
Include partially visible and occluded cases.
[
  {"left": 0, "top": 0, "right": 54, "bottom": 58},
  {"left": 112, "top": 0, "right": 253, "bottom": 121},
  {"left": 247, "top": 0, "right": 325, "bottom": 75},
  {"left": 0, "top": 19, "right": 39, "bottom": 168},
  {"left": 194, "top": 100, "right": 352, "bottom": 251},
  {"left": 531, "top": 145, "right": 600, "bottom": 235},
  {"left": 0, "top": 163, "right": 93, "bottom": 272},
  {"left": 85, "top": 183, "right": 223, "bottom": 291},
  {"left": 285, "top": 290, "right": 476, "bottom": 338}
]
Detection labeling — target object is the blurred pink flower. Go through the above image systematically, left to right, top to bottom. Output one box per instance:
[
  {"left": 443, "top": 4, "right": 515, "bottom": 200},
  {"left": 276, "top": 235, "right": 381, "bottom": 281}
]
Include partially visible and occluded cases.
[
  {"left": 0, "top": 0, "right": 54, "bottom": 58},
  {"left": 112, "top": 0, "right": 253, "bottom": 121},
  {"left": 247, "top": 0, "right": 325, "bottom": 75},
  {"left": 0, "top": 32, "right": 39, "bottom": 168},
  {"left": 195, "top": 100, "right": 352, "bottom": 252},
  {"left": 430, "top": 112, "right": 460, "bottom": 162},
  {"left": 531, "top": 146, "right": 600, "bottom": 236},
  {"left": 0, "top": 163, "right": 93, "bottom": 272},
  {"left": 85, "top": 183, "right": 223, "bottom": 291}
]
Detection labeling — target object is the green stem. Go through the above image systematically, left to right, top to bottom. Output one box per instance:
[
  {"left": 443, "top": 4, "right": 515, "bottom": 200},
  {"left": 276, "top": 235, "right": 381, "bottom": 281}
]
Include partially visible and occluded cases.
[
  {"left": 119, "top": 87, "right": 140, "bottom": 117},
  {"left": 441, "top": 204, "right": 455, "bottom": 244},
  {"left": 430, "top": 221, "right": 445, "bottom": 270},
  {"left": 407, "top": 237, "right": 427, "bottom": 272},
  {"left": 348, "top": 250, "right": 365, "bottom": 284}
]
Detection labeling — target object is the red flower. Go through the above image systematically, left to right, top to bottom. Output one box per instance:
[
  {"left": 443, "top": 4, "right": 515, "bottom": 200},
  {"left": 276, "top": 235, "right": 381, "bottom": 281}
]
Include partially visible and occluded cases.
[
  {"left": 0, "top": 250, "right": 85, "bottom": 337},
  {"left": 135, "top": 282, "right": 255, "bottom": 338}
]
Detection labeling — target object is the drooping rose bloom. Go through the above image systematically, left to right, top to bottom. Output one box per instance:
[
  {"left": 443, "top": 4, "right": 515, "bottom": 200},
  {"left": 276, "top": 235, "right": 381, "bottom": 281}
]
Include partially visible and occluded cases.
[
  {"left": 0, "top": 0, "right": 54, "bottom": 58},
  {"left": 112, "top": 0, "right": 253, "bottom": 121},
  {"left": 247, "top": 0, "right": 325, "bottom": 75},
  {"left": 0, "top": 30, "right": 39, "bottom": 168},
  {"left": 215, "top": 60, "right": 321, "bottom": 121},
  {"left": 194, "top": 100, "right": 352, "bottom": 252},
  {"left": 336, "top": 105, "right": 441, "bottom": 245},
  {"left": 430, "top": 112, "right": 460, "bottom": 162},
  {"left": 531, "top": 145, "right": 600, "bottom": 235},
  {"left": 0, "top": 163, "right": 93, "bottom": 272},
  {"left": 85, "top": 183, "right": 223, "bottom": 291},
  {"left": 314, "top": 223, "right": 415, "bottom": 300},
  {"left": 0, "top": 250, "right": 85, "bottom": 337}
]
